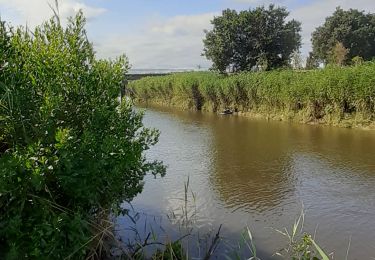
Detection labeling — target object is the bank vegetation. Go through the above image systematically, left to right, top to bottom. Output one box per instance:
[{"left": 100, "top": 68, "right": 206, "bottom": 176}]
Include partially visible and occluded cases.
[{"left": 129, "top": 63, "right": 375, "bottom": 129}]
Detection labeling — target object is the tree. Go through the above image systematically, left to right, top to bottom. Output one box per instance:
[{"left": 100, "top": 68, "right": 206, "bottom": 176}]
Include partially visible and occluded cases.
[
  {"left": 203, "top": 5, "right": 302, "bottom": 73},
  {"left": 312, "top": 7, "right": 375, "bottom": 64},
  {"left": 203, "top": 9, "right": 237, "bottom": 72}
]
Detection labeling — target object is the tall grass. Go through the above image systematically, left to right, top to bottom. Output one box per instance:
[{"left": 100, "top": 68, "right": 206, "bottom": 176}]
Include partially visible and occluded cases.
[{"left": 129, "top": 64, "right": 375, "bottom": 128}]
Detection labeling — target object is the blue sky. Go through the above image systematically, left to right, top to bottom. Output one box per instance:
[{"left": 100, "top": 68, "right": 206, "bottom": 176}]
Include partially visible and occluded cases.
[{"left": 0, "top": 0, "right": 374, "bottom": 69}]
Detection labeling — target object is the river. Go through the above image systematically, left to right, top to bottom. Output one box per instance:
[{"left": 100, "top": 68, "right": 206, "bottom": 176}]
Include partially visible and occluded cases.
[{"left": 116, "top": 105, "right": 375, "bottom": 259}]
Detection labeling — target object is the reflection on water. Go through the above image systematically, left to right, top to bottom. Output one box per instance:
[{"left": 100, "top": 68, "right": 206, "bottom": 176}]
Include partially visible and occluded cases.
[
  {"left": 117, "top": 105, "right": 375, "bottom": 259},
  {"left": 211, "top": 116, "right": 295, "bottom": 214}
]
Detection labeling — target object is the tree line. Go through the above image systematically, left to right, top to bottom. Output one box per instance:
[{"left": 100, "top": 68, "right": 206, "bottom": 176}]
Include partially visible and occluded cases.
[{"left": 203, "top": 5, "right": 375, "bottom": 73}]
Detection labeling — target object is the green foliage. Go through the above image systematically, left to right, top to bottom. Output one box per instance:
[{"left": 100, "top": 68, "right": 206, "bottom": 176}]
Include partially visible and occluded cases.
[
  {"left": 203, "top": 5, "right": 302, "bottom": 73},
  {"left": 312, "top": 7, "right": 375, "bottom": 64},
  {"left": 0, "top": 12, "right": 164, "bottom": 259},
  {"left": 352, "top": 56, "right": 364, "bottom": 66},
  {"left": 130, "top": 63, "right": 375, "bottom": 127},
  {"left": 274, "top": 212, "right": 330, "bottom": 260}
]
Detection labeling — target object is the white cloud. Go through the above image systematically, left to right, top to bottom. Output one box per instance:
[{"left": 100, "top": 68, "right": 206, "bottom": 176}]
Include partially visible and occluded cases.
[
  {"left": 0, "top": 0, "right": 106, "bottom": 27},
  {"left": 95, "top": 13, "right": 217, "bottom": 69},
  {"left": 150, "top": 14, "right": 215, "bottom": 36}
]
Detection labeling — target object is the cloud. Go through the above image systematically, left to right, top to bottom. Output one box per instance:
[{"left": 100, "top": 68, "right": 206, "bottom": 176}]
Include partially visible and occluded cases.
[
  {"left": 0, "top": 0, "right": 106, "bottom": 27},
  {"left": 2, "top": 0, "right": 375, "bottom": 69},
  {"left": 95, "top": 13, "right": 217, "bottom": 69},
  {"left": 150, "top": 13, "right": 215, "bottom": 36}
]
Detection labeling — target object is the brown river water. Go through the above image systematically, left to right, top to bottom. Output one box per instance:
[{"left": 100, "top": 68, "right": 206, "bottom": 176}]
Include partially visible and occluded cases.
[{"left": 116, "top": 105, "right": 375, "bottom": 259}]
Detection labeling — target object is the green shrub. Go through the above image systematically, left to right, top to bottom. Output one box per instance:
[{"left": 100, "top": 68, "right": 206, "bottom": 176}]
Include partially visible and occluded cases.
[{"left": 0, "top": 12, "right": 164, "bottom": 259}]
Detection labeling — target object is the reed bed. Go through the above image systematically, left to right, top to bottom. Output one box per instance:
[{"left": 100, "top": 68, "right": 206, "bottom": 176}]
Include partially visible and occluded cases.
[{"left": 129, "top": 63, "right": 375, "bottom": 128}]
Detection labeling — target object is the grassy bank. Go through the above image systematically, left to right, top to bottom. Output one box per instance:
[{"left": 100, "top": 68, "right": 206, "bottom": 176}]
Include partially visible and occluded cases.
[{"left": 129, "top": 63, "right": 375, "bottom": 129}]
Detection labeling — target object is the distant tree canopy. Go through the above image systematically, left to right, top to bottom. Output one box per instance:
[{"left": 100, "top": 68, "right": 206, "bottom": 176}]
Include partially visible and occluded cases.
[
  {"left": 203, "top": 5, "right": 302, "bottom": 73},
  {"left": 312, "top": 7, "right": 375, "bottom": 64}
]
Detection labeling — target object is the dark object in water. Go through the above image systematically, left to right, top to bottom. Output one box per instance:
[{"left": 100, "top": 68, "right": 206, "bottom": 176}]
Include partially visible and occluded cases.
[{"left": 219, "top": 109, "right": 233, "bottom": 115}]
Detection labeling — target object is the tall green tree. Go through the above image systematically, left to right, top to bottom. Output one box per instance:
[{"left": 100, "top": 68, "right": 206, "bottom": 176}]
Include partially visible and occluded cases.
[
  {"left": 203, "top": 5, "right": 302, "bottom": 73},
  {"left": 312, "top": 7, "right": 375, "bottom": 64}
]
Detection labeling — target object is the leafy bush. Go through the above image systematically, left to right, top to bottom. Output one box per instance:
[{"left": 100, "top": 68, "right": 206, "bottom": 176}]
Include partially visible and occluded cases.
[{"left": 0, "top": 12, "right": 164, "bottom": 259}]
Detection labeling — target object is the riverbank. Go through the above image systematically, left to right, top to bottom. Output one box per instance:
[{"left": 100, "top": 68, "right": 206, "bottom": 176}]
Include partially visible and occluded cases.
[{"left": 129, "top": 63, "right": 375, "bottom": 130}]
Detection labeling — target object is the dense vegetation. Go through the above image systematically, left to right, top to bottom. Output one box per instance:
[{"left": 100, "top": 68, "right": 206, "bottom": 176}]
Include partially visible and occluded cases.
[
  {"left": 1, "top": 2, "right": 374, "bottom": 259},
  {"left": 203, "top": 5, "right": 301, "bottom": 73},
  {"left": 203, "top": 6, "right": 375, "bottom": 72},
  {"left": 312, "top": 7, "right": 375, "bottom": 65},
  {"left": 0, "top": 12, "right": 164, "bottom": 259},
  {"left": 129, "top": 63, "right": 375, "bottom": 128}
]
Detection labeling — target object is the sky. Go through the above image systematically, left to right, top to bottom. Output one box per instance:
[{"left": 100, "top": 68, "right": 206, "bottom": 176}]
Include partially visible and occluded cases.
[{"left": 0, "top": 0, "right": 374, "bottom": 70}]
